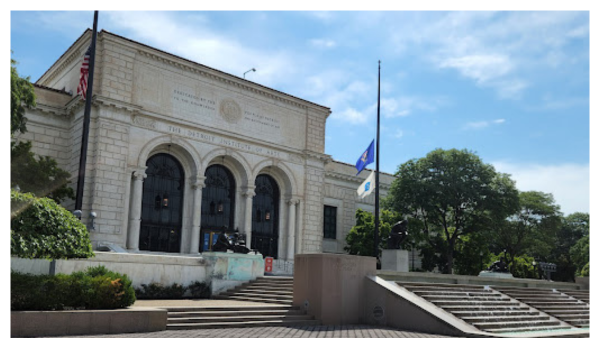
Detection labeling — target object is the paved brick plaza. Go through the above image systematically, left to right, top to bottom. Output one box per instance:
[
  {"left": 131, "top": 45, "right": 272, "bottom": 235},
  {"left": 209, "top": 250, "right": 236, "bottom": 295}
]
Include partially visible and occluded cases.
[{"left": 31, "top": 325, "right": 462, "bottom": 338}]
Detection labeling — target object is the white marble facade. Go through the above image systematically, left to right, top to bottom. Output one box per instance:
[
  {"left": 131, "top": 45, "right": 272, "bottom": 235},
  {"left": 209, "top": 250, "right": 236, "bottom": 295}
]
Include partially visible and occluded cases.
[{"left": 17, "top": 29, "right": 395, "bottom": 260}]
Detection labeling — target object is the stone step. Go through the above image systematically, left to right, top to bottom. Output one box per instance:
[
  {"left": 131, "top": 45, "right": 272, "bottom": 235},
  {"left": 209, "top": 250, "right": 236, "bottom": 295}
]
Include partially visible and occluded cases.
[
  {"left": 244, "top": 284, "right": 294, "bottom": 289},
  {"left": 402, "top": 285, "right": 486, "bottom": 292},
  {"left": 227, "top": 288, "right": 294, "bottom": 295},
  {"left": 412, "top": 290, "right": 496, "bottom": 297},
  {"left": 223, "top": 292, "right": 293, "bottom": 300},
  {"left": 226, "top": 295, "right": 293, "bottom": 305},
  {"left": 421, "top": 295, "right": 508, "bottom": 301},
  {"left": 432, "top": 300, "right": 518, "bottom": 306},
  {"left": 522, "top": 301, "right": 586, "bottom": 306},
  {"left": 528, "top": 304, "right": 589, "bottom": 310},
  {"left": 164, "top": 305, "right": 295, "bottom": 312},
  {"left": 441, "top": 305, "right": 529, "bottom": 311},
  {"left": 168, "top": 309, "right": 304, "bottom": 317},
  {"left": 545, "top": 309, "right": 590, "bottom": 316},
  {"left": 450, "top": 310, "right": 540, "bottom": 317},
  {"left": 554, "top": 313, "right": 590, "bottom": 320},
  {"left": 168, "top": 314, "right": 314, "bottom": 324},
  {"left": 462, "top": 315, "right": 550, "bottom": 323},
  {"left": 167, "top": 319, "right": 319, "bottom": 330},
  {"left": 473, "top": 319, "right": 562, "bottom": 330},
  {"left": 564, "top": 319, "right": 589, "bottom": 327},
  {"left": 484, "top": 324, "right": 573, "bottom": 334}
]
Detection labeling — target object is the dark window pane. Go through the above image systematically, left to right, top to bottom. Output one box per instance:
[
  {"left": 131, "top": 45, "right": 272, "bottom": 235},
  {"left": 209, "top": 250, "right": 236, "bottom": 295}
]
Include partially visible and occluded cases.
[{"left": 323, "top": 205, "right": 337, "bottom": 239}]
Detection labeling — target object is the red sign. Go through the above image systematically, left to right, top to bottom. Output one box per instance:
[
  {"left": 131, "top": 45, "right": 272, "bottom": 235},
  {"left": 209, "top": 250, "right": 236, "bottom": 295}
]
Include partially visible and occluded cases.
[{"left": 265, "top": 257, "right": 273, "bottom": 273}]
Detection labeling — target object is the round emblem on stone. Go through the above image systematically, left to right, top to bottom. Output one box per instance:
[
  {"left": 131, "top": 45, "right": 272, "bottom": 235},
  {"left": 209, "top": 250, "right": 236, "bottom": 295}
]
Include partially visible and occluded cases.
[
  {"left": 219, "top": 98, "right": 242, "bottom": 123},
  {"left": 373, "top": 305, "right": 384, "bottom": 320}
]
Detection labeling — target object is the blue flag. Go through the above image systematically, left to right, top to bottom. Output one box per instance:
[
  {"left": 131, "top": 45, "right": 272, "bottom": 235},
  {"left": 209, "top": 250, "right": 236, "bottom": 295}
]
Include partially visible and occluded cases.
[{"left": 355, "top": 140, "right": 375, "bottom": 175}]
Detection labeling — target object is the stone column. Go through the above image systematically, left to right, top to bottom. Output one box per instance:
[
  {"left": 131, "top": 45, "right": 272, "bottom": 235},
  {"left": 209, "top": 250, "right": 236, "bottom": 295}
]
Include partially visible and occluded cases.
[
  {"left": 127, "top": 169, "right": 146, "bottom": 251},
  {"left": 189, "top": 176, "right": 206, "bottom": 254},
  {"left": 243, "top": 187, "right": 255, "bottom": 249},
  {"left": 286, "top": 199, "right": 299, "bottom": 260}
]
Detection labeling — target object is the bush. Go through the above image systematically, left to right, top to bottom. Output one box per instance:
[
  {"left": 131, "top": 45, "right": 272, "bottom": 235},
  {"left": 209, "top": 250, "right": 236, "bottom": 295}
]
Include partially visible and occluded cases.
[
  {"left": 11, "top": 190, "right": 94, "bottom": 260},
  {"left": 11, "top": 266, "right": 135, "bottom": 311},
  {"left": 135, "top": 281, "right": 211, "bottom": 299}
]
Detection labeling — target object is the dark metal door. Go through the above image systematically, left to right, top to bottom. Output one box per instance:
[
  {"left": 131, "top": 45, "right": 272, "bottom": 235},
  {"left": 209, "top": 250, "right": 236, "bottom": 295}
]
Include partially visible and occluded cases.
[
  {"left": 140, "top": 153, "right": 184, "bottom": 252},
  {"left": 200, "top": 164, "right": 236, "bottom": 252},
  {"left": 252, "top": 174, "right": 279, "bottom": 258}
]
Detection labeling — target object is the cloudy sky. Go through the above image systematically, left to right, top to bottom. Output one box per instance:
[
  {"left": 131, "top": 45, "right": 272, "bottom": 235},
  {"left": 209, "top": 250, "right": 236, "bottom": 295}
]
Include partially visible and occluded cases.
[{"left": 9, "top": 10, "right": 590, "bottom": 215}]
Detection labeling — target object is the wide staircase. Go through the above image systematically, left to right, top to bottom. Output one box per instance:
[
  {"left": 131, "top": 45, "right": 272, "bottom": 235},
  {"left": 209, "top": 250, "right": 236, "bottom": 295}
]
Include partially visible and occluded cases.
[
  {"left": 166, "top": 276, "right": 317, "bottom": 329},
  {"left": 214, "top": 276, "right": 294, "bottom": 305},
  {"left": 400, "top": 282, "right": 572, "bottom": 334},
  {"left": 494, "top": 286, "right": 590, "bottom": 328},
  {"left": 165, "top": 304, "right": 317, "bottom": 330}
]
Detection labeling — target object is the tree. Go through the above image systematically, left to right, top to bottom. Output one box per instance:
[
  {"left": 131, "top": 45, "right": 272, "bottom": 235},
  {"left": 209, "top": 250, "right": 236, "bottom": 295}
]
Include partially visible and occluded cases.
[
  {"left": 10, "top": 58, "right": 74, "bottom": 203},
  {"left": 11, "top": 58, "right": 35, "bottom": 136},
  {"left": 385, "top": 148, "right": 520, "bottom": 274},
  {"left": 11, "top": 190, "right": 94, "bottom": 260},
  {"left": 491, "top": 191, "right": 562, "bottom": 275},
  {"left": 344, "top": 209, "right": 403, "bottom": 259},
  {"left": 551, "top": 212, "right": 589, "bottom": 281}
]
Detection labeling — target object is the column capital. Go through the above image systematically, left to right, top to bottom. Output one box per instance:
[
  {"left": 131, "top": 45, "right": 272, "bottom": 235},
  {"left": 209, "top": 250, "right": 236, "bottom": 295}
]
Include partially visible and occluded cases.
[
  {"left": 132, "top": 168, "right": 147, "bottom": 181},
  {"left": 191, "top": 176, "right": 206, "bottom": 190},
  {"left": 242, "top": 186, "right": 256, "bottom": 198},
  {"left": 287, "top": 198, "right": 300, "bottom": 206}
]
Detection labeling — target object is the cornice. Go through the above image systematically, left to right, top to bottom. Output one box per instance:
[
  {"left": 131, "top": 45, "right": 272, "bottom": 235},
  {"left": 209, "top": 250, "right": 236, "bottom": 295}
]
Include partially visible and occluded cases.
[
  {"left": 135, "top": 48, "right": 325, "bottom": 113},
  {"left": 31, "top": 103, "right": 69, "bottom": 118},
  {"left": 303, "top": 151, "right": 332, "bottom": 163},
  {"left": 325, "top": 171, "right": 392, "bottom": 189}
]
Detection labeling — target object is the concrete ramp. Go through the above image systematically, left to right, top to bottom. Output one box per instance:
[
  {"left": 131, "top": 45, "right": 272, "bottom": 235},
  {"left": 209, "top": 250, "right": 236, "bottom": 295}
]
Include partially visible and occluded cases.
[{"left": 363, "top": 276, "right": 589, "bottom": 338}]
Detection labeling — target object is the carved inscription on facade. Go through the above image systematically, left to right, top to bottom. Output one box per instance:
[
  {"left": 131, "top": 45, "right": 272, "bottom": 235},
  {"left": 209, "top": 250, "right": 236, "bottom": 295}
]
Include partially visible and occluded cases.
[
  {"left": 173, "top": 89, "right": 216, "bottom": 113},
  {"left": 244, "top": 110, "right": 281, "bottom": 130}
]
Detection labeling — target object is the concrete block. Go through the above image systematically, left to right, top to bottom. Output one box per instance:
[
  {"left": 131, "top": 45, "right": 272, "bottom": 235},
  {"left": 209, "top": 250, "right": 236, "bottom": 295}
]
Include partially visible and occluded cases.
[{"left": 381, "top": 250, "right": 409, "bottom": 272}]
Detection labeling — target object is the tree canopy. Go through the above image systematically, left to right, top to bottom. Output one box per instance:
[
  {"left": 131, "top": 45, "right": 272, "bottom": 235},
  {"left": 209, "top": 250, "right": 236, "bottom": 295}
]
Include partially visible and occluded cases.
[
  {"left": 10, "top": 58, "right": 74, "bottom": 203},
  {"left": 11, "top": 58, "right": 35, "bottom": 136},
  {"left": 384, "top": 148, "right": 520, "bottom": 274},
  {"left": 11, "top": 190, "right": 94, "bottom": 260},
  {"left": 344, "top": 209, "right": 403, "bottom": 258}
]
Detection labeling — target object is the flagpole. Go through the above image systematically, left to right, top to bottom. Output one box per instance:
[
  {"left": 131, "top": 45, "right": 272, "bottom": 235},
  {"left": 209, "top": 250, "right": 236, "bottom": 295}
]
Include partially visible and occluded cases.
[
  {"left": 75, "top": 10, "right": 99, "bottom": 213},
  {"left": 374, "top": 60, "right": 381, "bottom": 259}
]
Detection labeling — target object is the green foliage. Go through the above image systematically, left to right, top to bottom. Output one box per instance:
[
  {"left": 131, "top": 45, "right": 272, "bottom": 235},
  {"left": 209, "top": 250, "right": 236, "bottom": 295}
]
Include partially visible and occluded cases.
[
  {"left": 11, "top": 58, "right": 36, "bottom": 136},
  {"left": 11, "top": 141, "right": 75, "bottom": 203},
  {"left": 385, "top": 148, "right": 519, "bottom": 274},
  {"left": 11, "top": 190, "right": 93, "bottom": 260},
  {"left": 344, "top": 209, "right": 402, "bottom": 258},
  {"left": 570, "top": 235, "right": 589, "bottom": 277},
  {"left": 11, "top": 267, "right": 136, "bottom": 311},
  {"left": 134, "top": 281, "right": 211, "bottom": 299}
]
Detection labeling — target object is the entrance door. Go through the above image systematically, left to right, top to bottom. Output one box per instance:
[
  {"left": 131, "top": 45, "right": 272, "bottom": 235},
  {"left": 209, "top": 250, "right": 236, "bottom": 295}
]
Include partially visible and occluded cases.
[
  {"left": 139, "top": 153, "right": 184, "bottom": 252},
  {"left": 200, "top": 164, "right": 236, "bottom": 252},
  {"left": 252, "top": 174, "right": 280, "bottom": 258}
]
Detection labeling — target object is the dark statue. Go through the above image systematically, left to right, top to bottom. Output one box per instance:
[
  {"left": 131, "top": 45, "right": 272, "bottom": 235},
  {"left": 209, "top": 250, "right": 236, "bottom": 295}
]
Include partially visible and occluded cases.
[
  {"left": 387, "top": 220, "right": 408, "bottom": 249},
  {"left": 211, "top": 227, "right": 251, "bottom": 254},
  {"left": 487, "top": 258, "right": 509, "bottom": 273}
]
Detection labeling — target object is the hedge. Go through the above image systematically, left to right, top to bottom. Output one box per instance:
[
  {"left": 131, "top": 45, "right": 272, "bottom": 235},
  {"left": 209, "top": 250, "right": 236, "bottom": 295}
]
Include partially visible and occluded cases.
[
  {"left": 11, "top": 266, "right": 135, "bottom": 311},
  {"left": 135, "top": 281, "right": 211, "bottom": 299}
]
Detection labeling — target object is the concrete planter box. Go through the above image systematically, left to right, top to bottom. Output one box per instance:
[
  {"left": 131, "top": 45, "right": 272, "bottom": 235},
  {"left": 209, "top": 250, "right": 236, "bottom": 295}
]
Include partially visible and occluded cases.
[{"left": 11, "top": 307, "right": 167, "bottom": 337}]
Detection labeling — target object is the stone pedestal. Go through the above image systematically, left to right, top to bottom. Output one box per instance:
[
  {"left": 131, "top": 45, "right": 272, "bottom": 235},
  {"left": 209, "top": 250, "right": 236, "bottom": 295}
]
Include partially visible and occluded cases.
[
  {"left": 381, "top": 249, "right": 409, "bottom": 272},
  {"left": 294, "top": 253, "right": 376, "bottom": 325},
  {"left": 478, "top": 271, "right": 514, "bottom": 279}
]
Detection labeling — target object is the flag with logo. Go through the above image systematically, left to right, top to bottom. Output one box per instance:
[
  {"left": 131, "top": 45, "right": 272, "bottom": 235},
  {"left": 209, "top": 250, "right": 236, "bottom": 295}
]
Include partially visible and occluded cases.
[
  {"left": 77, "top": 47, "right": 91, "bottom": 100},
  {"left": 355, "top": 139, "right": 375, "bottom": 175},
  {"left": 357, "top": 170, "right": 376, "bottom": 199}
]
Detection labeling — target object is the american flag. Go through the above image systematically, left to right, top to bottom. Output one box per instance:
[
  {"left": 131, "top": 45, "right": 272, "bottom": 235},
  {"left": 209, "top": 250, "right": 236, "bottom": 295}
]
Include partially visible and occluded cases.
[{"left": 76, "top": 47, "right": 91, "bottom": 100}]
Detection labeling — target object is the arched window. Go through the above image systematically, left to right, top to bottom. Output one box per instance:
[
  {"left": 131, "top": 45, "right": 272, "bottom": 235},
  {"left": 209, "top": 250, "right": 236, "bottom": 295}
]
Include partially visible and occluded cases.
[
  {"left": 139, "top": 153, "right": 184, "bottom": 252},
  {"left": 200, "top": 164, "right": 236, "bottom": 251},
  {"left": 252, "top": 174, "right": 280, "bottom": 258}
]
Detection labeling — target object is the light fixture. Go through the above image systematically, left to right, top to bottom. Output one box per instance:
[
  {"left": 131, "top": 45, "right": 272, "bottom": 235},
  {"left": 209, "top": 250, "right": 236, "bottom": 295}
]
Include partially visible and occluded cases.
[
  {"left": 243, "top": 68, "right": 256, "bottom": 79},
  {"left": 162, "top": 194, "right": 169, "bottom": 208},
  {"left": 217, "top": 201, "right": 224, "bottom": 213},
  {"left": 265, "top": 210, "right": 271, "bottom": 220},
  {"left": 89, "top": 211, "right": 97, "bottom": 230}
]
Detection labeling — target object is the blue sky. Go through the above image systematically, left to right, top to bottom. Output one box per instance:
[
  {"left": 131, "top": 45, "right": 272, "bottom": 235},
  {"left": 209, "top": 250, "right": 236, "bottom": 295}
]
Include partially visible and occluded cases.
[{"left": 9, "top": 10, "right": 590, "bottom": 215}]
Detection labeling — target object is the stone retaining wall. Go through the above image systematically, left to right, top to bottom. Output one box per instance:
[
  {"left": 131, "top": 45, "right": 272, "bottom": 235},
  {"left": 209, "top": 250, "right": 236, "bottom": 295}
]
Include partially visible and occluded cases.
[{"left": 11, "top": 308, "right": 167, "bottom": 337}]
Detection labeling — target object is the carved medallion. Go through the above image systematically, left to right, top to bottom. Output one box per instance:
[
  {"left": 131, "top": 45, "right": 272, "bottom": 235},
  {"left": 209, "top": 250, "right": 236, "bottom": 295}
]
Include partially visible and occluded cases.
[{"left": 219, "top": 98, "right": 242, "bottom": 123}]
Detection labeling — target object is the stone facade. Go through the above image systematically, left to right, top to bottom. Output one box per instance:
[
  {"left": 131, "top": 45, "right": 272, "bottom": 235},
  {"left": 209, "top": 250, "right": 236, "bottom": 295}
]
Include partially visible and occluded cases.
[{"left": 16, "top": 29, "right": 395, "bottom": 261}]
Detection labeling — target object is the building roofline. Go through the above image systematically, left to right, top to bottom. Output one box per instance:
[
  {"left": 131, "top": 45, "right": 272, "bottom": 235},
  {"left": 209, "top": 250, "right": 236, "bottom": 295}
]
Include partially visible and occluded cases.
[{"left": 33, "top": 83, "right": 72, "bottom": 96}]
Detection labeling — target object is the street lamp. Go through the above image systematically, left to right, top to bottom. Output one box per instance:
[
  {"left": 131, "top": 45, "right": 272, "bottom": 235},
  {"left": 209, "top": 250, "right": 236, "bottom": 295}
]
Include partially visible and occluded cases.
[{"left": 243, "top": 68, "right": 256, "bottom": 78}]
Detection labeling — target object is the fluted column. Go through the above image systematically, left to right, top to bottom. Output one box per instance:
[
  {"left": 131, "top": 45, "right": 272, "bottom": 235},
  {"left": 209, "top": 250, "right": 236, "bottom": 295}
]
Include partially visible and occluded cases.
[
  {"left": 127, "top": 169, "right": 147, "bottom": 251},
  {"left": 189, "top": 176, "right": 206, "bottom": 254},
  {"left": 243, "top": 187, "right": 256, "bottom": 249},
  {"left": 287, "top": 198, "right": 299, "bottom": 260}
]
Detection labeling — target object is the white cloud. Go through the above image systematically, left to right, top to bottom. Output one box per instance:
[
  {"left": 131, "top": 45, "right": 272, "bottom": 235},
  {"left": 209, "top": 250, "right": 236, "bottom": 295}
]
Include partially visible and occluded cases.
[
  {"left": 309, "top": 39, "right": 336, "bottom": 48},
  {"left": 439, "top": 54, "right": 513, "bottom": 84},
  {"left": 331, "top": 108, "right": 369, "bottom": 125},
  {"left": 464, "top": 118, "right": 505, "bottom": 130},
  {"left": 492, "top": 161, "right": 589, "bottom": 215}
]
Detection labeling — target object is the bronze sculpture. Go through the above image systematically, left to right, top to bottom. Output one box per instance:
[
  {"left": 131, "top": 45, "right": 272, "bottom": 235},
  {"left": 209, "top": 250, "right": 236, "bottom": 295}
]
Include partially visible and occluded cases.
[
  {"left": 387, "top": 220, "right": 408, "bottom": 249},
  {"left": 211, "top": 227, "right": 251, "bottom": 254}
]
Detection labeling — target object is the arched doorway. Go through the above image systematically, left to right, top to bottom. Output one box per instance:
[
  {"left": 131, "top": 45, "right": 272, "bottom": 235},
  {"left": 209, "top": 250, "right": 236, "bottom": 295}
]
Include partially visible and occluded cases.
[
  {"left": 139, "top": 153, "right": 184, "bottom": 252},
  {"left": 200, "top": 164, "right": 236, "bottom": 252},
  {"left": 252, "top": 174, "right": 280, "bottom": 258}
]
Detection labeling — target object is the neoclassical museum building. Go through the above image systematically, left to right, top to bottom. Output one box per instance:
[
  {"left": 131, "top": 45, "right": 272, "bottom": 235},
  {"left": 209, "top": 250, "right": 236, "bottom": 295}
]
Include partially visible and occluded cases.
[{"left": 17, "top": 29, "right": 395, "bottom": 262}]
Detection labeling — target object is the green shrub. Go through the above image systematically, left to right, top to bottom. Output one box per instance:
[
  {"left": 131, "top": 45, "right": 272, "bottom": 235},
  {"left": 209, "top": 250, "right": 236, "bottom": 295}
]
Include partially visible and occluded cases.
[
  {"left": 11, "top": 190, "right": 94, "bottom": 260},
  {"left": 11, "top": 266, "right": 135, "bottom": 311},
  {"left": 134, "top": 281, "right": 211, "bottom": 299}
]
